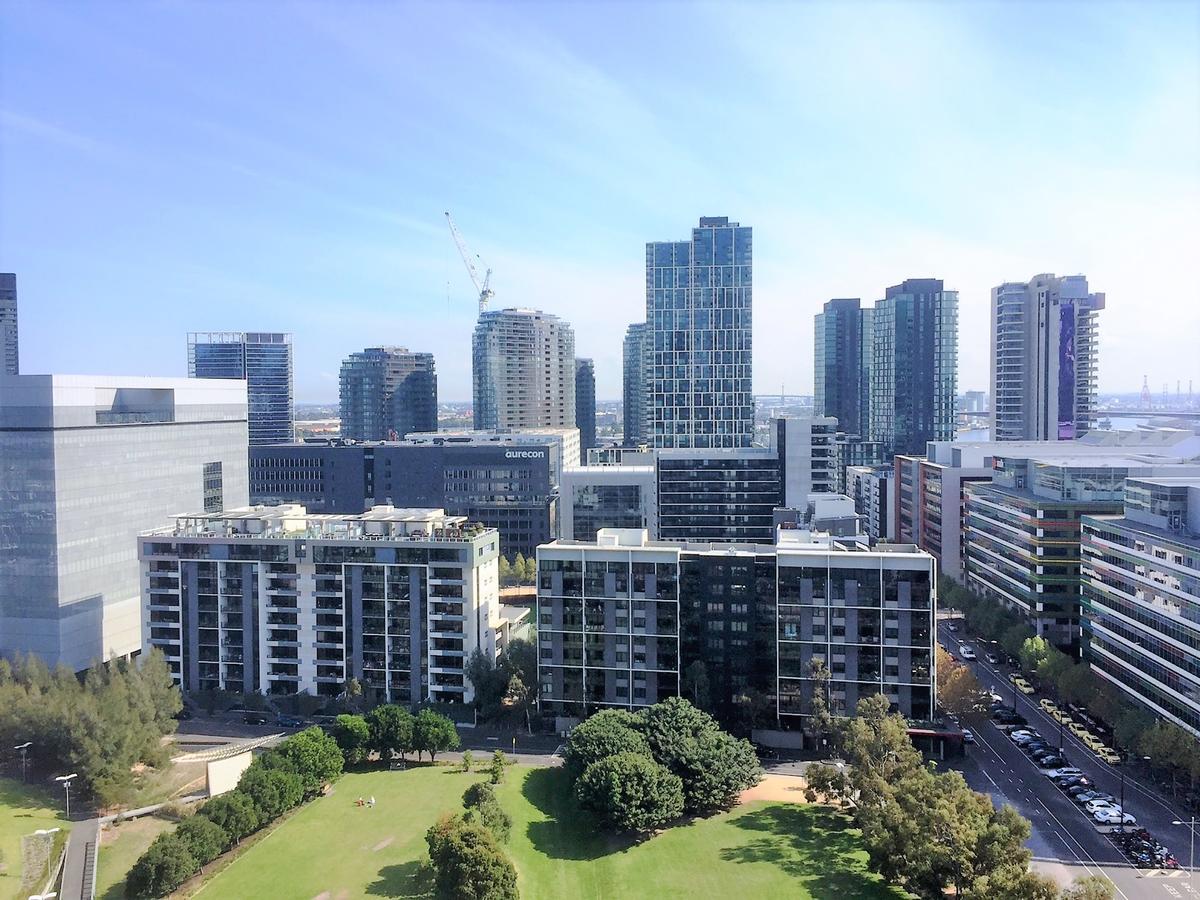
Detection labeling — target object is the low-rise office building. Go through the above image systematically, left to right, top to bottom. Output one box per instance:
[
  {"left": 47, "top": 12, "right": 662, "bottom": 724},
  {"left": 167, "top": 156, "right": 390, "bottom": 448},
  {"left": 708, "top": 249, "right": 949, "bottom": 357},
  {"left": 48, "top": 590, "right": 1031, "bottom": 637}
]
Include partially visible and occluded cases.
[
  {"left": 251, "top": 430, "right": 572, "bottom": 558},
  {"left": 560, "top": 464, "right": 657, "bottom": 541},
  {"left": 1081, "top": 477, "right": 1200, "bottom": 737},
  {"left": 139, "top": 505, "right": 501, "bottom": 704},
  {"left": 536, "top": 527, "right": 936, "bottom": 729}
]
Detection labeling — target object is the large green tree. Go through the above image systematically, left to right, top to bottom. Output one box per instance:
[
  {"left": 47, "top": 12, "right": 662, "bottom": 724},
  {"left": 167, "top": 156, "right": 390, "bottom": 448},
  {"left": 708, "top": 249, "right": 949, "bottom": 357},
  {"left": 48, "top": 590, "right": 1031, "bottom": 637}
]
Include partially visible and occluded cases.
[
  {"left": 365, "top": 704, "right": 414, "bottom": 761},
  {"left": 412, "top": 708, "right": 461, "bottom": 761},
  {"left": 563, "top": 708, "right": 651, "bottom": 779},
  {"left": 333, "top": 713, "right": 371, "bottom": 764},
  {"left": 276, "top": 726, "right": 344, "bottom": 796},
  {"left": 575, "top": 751, "right": 685, "bottom": 832},
  {"left": 238, "top": 765, "right": 303, "bottom": 821},
  {"left": 199, "top": 790, "right": 261, "bottom": 846},
  {"left": 175, "top": 815, "right": 227, "bottom": 867},
  {"left": 425, "top": 815, "right": 519, "bottom": 900},
  {"left": 125, "top": 833, "right": 197, "bottom": 899}
]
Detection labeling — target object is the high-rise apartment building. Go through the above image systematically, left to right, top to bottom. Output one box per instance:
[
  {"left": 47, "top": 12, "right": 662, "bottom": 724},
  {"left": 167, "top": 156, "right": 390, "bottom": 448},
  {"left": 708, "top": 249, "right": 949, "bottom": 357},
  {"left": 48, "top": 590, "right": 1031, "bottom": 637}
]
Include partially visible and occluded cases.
[
  {"left": 646, "top": 217, "right": 753, "bottom": 449},
  {"left": 0, "top": 273, "right": 17, "bottom": 375},
  {"left": 991, "top": 274, "right": 1104, "bottom": 441},
  {"left": 869, "top": 279, "right": 958, "bottom": 456},
  {"left": 814, "top": 298, "right": 872, "bottom": 437},
  {"left": 472, "top": 309, "right": 575, "bottom": 431},
  {"left": 622, "top": 322, "right": 649, "bottom": 446},
  {"left": 188, "top": 332, "right": 294, "bottom": 446},
  {"left": 338, "top": 347, "right": 437, "bottom": 441},
  {"left": 575, "top": 358, "right": 596, "bottom": 463},
  {"left": 0, "top": 375, "right": 249, "bottom": 669},
  {"left": 1081, "top": 477, "right": 1200, "bottom": 737},
  {"left": 139, "top": 505, "right": 501, "bottom": 704},
  {"left": 536, "top": 527, "right": 936, "bottom": 727}
]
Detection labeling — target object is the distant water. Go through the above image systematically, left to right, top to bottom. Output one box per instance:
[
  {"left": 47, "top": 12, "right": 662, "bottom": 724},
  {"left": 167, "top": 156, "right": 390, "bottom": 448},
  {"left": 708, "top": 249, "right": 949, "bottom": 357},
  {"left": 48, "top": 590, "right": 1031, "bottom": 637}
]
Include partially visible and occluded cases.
[{"left": 955, "top": 415, "right": 1160, "bottom": 444}]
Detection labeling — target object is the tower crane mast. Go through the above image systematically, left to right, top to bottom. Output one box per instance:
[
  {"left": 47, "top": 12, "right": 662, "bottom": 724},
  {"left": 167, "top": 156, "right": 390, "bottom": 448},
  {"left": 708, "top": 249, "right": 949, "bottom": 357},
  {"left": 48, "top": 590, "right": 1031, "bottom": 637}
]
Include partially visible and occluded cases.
[{"left": 444, "top": 211, "right": 494, "bottom": 315}]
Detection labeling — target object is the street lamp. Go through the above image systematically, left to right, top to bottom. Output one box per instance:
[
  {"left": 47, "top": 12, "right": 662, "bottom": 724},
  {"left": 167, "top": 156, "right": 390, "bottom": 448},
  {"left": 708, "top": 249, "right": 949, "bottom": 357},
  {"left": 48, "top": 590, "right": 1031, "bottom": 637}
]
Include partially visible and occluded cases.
[
  {"left": 14, "top": 742, "right": 31, "bottom": 783},
  {"left": 1116, "top": 754, "right": 1151, "bottom": 834},
  {"left": 54, "top": 774, "right": 77, "bottom": 819},
  {"left": 1173, "top": 818, "right": 1197, "bottom": 879},
  {"left": 33, "top": 828, "right": 60, "bottom": 887}
]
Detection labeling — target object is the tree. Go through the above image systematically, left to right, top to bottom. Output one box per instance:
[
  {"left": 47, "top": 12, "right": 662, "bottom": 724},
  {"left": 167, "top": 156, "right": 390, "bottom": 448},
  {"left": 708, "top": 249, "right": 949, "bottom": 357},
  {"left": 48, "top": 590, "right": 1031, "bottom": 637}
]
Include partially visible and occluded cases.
[
  {"left": 512, "top": 553, "right": 529, "bottom": 586},
  {"left": 498, "top": 554, "right": 513, "bottom": 586},
  {"left": 522, "top": 555, "right": 537, "bottom": 584},
  {"left": 1000, "top": 623, "right": 1034, "bottom": 661},
  {"left": 1019, "top": 636, "right": 1052, "bottom": 678},
  {"left": 499, "top": 638, "right": 537, "bottom": 692},
  {"left": 1037, "top": 647, "right": 1073, "bottom": 691},
  {"left": 465, "top": 649, "right": 506, "bottom": 715},
  {"left": 808, "top": 659, "right": 834, "bottom": 746},
  {"left": 939, "top": 660, "right": 991, "bottom": 723},
  {"left": 681, "top": 661, "right": 711, "bottom": 710},
  {"left": 1057, "top": 663, "right": 1098, "bottom": 707},
  {"left": 341, "top": 677, "right": 365, "bottom": 713},
  {"left": 366, "top": 704, "right": 414, "bottom": 761},
  {"left": 412, "top": 708, "right": 461, "bottom": 761},
  {"left": 563, "top": 708, "right": 651, "bottom": 779},
  {"left": 333, "top": 714, "right": 371, "bottom": 765},
  {"left": 275, "top": 726, "right": 344, "bottom": 796},
  {"left": 673, "top": 729, "right": 762, "bottom": 813},
  {"left": 462, "top": 749, "right": 474, "bottom": 772},
  {"left": 490, "top": 750, "right": 506, "bottom": 784},
  {"left": 575, "top": 752, "right": 685, "bottom": 832},
  {"left": 804, "top": 762, "right": 849, "bottom": 805},
  {"left": 239, "top": 765, "right": 303, "bottom": 822},
  {"left": 463, "top": 782, "right": 511, "bottom": 843},
  {"left": 199, "top": 791, "right": 261, "bottom": 846},
  {"left": 175, "top": 815, "right": 227, "bottom": 867},
  {"left": 425, "top": 815, "right": 519, "bottom": 900},
  {"left": 125, "top": 833, "right": 197, "bottom": 898},
  {"left": 1061, "top": 875, "right": 1117, "bottom": 900}
]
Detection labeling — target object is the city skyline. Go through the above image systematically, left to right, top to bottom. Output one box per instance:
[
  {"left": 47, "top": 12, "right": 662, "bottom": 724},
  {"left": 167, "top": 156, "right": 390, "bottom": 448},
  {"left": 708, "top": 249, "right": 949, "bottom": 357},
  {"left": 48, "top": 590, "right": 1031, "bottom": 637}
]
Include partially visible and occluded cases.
[{"left": 2, "top": 2, "right": 1198, "bottom": 403}]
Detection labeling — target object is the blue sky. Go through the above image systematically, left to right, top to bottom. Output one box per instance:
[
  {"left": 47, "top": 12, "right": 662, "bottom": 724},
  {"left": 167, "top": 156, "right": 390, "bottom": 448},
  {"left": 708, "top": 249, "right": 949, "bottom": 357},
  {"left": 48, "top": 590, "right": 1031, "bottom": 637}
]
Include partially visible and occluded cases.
[{"left": 2, "top": 1, "right": 1197, "bottom": 402}]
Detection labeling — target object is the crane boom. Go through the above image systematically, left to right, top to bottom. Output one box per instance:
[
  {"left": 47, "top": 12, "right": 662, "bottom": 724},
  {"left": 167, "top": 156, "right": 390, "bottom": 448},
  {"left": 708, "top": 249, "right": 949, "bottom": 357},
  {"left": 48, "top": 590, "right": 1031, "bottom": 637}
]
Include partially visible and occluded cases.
[{"left": 444, "top": 211, "right": 494, "bottom": 315}]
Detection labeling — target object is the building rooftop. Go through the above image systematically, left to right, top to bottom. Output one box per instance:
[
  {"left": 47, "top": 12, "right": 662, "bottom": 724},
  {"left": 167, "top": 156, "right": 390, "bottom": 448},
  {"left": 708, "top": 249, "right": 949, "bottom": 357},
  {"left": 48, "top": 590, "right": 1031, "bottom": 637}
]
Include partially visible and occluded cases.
[
  {"left": 143, "top": 504, "right": 494, "bottom": 543},
  {"left": 541, "top": 527, "right": 928, "bottom": 558}
]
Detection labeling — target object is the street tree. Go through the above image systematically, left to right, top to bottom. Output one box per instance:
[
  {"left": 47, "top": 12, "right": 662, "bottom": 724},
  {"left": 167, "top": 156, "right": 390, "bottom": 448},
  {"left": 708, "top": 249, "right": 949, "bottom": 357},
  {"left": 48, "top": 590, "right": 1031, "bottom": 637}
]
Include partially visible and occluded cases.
[
  {"left": 680, "top": 660, "right": 711, "bottom": 711},
  {"left": 366, "top": 704, "right": 414, "bottom": 762},
  {"left": 412, "top": 708, "right": 461, "bottom": 761},
  {"left": 333, "top": 714, "right": 371, "bottom": 764},
  {"left": 1061, "top": 875, "right": 1117, "bottom": 900}
]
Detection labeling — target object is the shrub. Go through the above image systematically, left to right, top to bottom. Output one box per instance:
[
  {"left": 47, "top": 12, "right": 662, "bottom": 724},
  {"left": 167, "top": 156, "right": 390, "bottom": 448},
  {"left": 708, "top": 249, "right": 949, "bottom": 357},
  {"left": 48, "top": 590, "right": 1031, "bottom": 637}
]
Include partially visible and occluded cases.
[
  {"left": 198, "top": 790, "right": 261, "bottom": 846},
  {"left": 175, "top": 814, "right": 227, "bottom": 867},
  {"left": 425, "top": 815, "right": 518, "bottom": 900},
  {"left": 125, "top": 832, "right": 197, "bottom": 898}
]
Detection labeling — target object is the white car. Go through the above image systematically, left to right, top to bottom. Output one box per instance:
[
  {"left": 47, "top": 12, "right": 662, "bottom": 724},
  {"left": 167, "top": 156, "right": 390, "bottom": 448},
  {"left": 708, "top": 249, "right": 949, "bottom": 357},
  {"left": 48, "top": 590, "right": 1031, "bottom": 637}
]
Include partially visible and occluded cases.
[
  {"left": 959, "top": 645, "right": 977, "bottom": 660},
  {"left": 962, "top": 729, "right": 976, "bottom": 745},
  {"left": 1085, "top": 799, "right": 1119, "bottom": 813},
  {"left": 1093, "top": 809, "right": 1136, "bottom": 826}
]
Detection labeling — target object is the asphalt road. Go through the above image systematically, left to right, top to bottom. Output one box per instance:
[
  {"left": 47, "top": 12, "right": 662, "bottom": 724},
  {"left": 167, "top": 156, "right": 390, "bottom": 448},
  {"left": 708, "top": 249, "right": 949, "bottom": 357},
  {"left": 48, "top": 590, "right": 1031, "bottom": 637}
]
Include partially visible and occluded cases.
[{"left": 939, "top": 619, "right": 1199, "bottom": 898}]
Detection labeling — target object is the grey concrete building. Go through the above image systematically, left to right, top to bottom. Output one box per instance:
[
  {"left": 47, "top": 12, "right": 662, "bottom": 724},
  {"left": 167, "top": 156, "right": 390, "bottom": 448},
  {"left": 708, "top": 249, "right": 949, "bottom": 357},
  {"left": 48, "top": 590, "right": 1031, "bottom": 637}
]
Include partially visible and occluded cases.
[
  {"left": 647, "top": 217, "right": 753, "bottom": 449},
  {"left": 0, "top": 273, "right": 16, "bottom": 376},
  {"left": 990, "top": 274, "right": 1104, "bottom": 442},
  {"left": 472, "top": 308, "right": 575, "bottom": 432},
  {"left": 622, "top": 322, "right": 649, "bottom": 446},
  {"left": 188, "top": 332, "right": 294, "bottom": 446},
  {"left": 339, "top": 347, "right": 437, "bottom": 441},
  {"left": 575, "top": 358, "right": 596, "bottom": 463},
  {"left": 0, "top": 375, "right": 249, "bottom": 669},
  {"left": 139, "top": 505, "right": 501, "bottom": 703}
]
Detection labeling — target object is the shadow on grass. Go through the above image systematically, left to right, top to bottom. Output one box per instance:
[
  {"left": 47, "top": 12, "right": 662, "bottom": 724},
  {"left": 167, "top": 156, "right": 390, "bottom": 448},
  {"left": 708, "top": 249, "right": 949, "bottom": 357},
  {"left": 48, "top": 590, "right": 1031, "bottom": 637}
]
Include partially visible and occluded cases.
[
  {"left": 521, "top": 767, "right": 637, "bottom": 860},
  {"left": 0, "top": 777, "right": 58, "bottom": 816},
  {"left": 720, "top": 805, "right": 902, "bottom": 898},
  {"left": 364, "top": 859, "right": 436, "bottom": 898}
]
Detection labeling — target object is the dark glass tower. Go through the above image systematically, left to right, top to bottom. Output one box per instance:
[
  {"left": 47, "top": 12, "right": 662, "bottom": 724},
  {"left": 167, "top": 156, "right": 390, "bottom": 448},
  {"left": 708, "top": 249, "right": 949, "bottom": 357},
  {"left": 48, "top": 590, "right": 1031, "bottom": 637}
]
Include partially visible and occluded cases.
[
  {"left": 646, "top": 217, "right": 753, "bottom": 449},
  {"left": 0, "top": 273, "right": 16, "bottom": 375},
  {"left": 869, "top": 279, "right": 958, "bottom": 456},
  {"left": 813, "top": 298, "right": 872, "bottom": 436},
  {"left": 622, "top": 322, "right": 648, "bottom": 446},
  {"left": 188, "top": 332, "right": 294, "bottom": 446},
  {"left": 339, "top": 347, "right": 438, "bottom": 441},
  {"left": 574, "top": 358, "right": 596, "bottom": 463}
]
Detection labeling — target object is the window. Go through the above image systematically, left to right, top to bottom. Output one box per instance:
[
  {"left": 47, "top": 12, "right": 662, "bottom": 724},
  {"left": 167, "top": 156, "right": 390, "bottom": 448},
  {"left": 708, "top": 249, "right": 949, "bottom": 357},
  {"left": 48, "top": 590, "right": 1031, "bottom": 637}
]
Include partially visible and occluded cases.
[{"left": 203, "top": 462, "right": 223, "bottom": 512}]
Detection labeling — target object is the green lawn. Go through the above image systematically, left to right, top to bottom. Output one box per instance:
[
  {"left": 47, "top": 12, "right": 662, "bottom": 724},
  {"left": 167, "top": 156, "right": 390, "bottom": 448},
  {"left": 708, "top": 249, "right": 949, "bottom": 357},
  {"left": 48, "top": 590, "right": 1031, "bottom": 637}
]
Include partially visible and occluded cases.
[
  {"left": 194, "top": 766, "right": 904, "bottom": 899},
  {"left": 0, "top": 777, "right": 70, "bottom": 898},
  {"left": 95, "top": 815, "right": 176, "bottom": 900}
]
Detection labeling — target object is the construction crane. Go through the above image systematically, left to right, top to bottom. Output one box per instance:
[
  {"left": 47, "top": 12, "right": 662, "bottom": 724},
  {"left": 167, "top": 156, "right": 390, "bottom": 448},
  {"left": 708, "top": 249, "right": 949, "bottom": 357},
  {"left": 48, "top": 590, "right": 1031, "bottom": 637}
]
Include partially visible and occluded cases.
[{"left": 444, "top": 211, "right": 494, "bottom": 315}]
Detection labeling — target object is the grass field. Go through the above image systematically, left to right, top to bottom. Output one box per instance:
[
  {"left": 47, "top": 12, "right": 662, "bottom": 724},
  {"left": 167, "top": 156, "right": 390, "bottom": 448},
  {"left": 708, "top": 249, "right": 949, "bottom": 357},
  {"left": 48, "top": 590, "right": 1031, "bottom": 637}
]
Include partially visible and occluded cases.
[
  {"left": 193, "top": 765, "right": 905, "bottom": 899},
  {"left": 0, "top": 777, "right": 70, "bottom": 898},
  {"left": 95, "top": 815, "right": 176, "bottom": 900}
]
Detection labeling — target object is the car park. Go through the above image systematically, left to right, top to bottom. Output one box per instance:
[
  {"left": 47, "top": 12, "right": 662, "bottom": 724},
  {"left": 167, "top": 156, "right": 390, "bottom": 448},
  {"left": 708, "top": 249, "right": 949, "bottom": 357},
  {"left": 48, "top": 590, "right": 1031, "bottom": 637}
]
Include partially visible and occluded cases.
[{"left": 1094, "top": 809, "right": 1137, "bottom": 826}]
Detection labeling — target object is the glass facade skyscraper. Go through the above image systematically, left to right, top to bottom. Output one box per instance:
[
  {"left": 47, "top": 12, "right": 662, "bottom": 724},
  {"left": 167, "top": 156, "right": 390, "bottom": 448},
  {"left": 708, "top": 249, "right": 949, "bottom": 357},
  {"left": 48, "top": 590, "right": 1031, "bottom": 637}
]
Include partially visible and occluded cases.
[
  {"left": 646, "top": 217, "right": 753, "bottom": 449},
  {"left": 869, "top": 279, "right": 958, "bottom": 456},
  {"left": 813, "top": 298, "right": 872, "bottom": 437},
  {"left": 622, "top": 322, "right": 648, "bottom": 446},
  {"left": 188, "top": 332, "right": 294, "bottom": 446},
  {"left": 338, "top": 347, "right": 437, "bottom": 441},
  {"left": 575, "top": 357, "right": 596, "bottom": 463}
]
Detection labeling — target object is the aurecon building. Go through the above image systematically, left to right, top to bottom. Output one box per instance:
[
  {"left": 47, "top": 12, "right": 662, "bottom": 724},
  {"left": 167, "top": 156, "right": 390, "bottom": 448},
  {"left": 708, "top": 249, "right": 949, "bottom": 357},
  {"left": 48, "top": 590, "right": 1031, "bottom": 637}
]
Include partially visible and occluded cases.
[
  {"left": 646, "top": 216, "right": 753, "bottom": 449},
  {"left": 0, "top": 272, "right": 17, "bottom": 375},
  {"left": 990, "top": 274, "right": 1104, "bottom": 442},
  {"left": 870, "top": 279, "right": 958, "bottom": 456},
  {"left": 472, "top": 308, "right": 575, "bottom": 432},
  {"left": 622, "top": 322, "right": 649, "bottom": 446},
  {"left": 188, "top": 332, "right": 294, "bottom": 446},
  {"left": 338, "top": 347, "right": 437, "bottom": 441},
  {"left": 574, "top": 358, "right": 596, "bottom": 463},
  {"left": 0, "top": 375, "right": 249, "bottom": 669},
  {"left": 250, "top": 430, "right": 572, "bottom": 558},
  {"left": 1081, "top": 476, "right": 1200, "bottom": 737},
  {"left": 139, "top": 505, "right": 501, "bottom": 704},
  {"left": 536, "top": 528, "right": 936, "bottom": 728}
]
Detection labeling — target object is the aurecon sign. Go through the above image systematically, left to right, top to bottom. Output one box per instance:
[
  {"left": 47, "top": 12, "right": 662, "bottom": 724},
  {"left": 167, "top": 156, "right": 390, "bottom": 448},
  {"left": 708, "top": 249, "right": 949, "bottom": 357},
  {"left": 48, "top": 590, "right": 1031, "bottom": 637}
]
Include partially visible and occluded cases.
[{"left": 505, "top": 450, "right": 546, "bottom": 459}]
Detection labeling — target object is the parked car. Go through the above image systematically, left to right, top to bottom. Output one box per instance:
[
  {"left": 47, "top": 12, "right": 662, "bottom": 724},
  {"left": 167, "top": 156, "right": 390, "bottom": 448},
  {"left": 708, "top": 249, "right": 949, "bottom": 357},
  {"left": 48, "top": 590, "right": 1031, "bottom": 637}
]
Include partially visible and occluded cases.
[
  {"left": 948, "top": 622, "right": 959, "bottom": 632},
  {"left": 985, "top": 652, "right": 1000, "bottom": 664},
  {"left": 1014, "top": 677, "right": 1035, "bottom": 695},
  {"left": 1040, "top": 698, "right": 1059, "bottom": 715},
  {"left": 1051, "top": 709, "right": 1074, "bottom": 725},
  {"left": 243, "top": 712, "right": 271, "bottom": 726},
  {"left": 277, "top": 715, "right": 305, "bottom": 728},
  {"left": 1010, "top": 730, "right": 1037, "bottom": 742},
  {"left": 1083, "top": 734, "right": 1107, "bottom": 752},
  {"left": 1098, "top": 748, "right": 1123, "bottom": 765},
  {"left": 1035, "top": 755, "right": 1067, "bottom": 769},
  {"left": 1046, "top": 767, "right": 1083, "bottom": 779},
  {"left": 1053, "top": 775, "right": 1088, "bottom": 788},
  {"left": 1065, "top": 784, "right": 1095, "bottom": 797},
  {"left": 1075, "top": 791, "right": 1115, "bottom": 806},
  {"left": 1085, "top": 798, "right": 1120, "bottom": 813},
  {"left": 1094, "top": 809, "right": 1137, "bottom": 826}
]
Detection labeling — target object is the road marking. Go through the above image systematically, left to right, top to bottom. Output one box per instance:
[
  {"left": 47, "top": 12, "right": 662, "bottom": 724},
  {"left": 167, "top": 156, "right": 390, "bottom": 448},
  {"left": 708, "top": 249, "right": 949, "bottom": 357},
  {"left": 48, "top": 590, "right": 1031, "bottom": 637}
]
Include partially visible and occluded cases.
[{"left": 1036, "top": 797, "right": 1132, "bottom": 900}]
